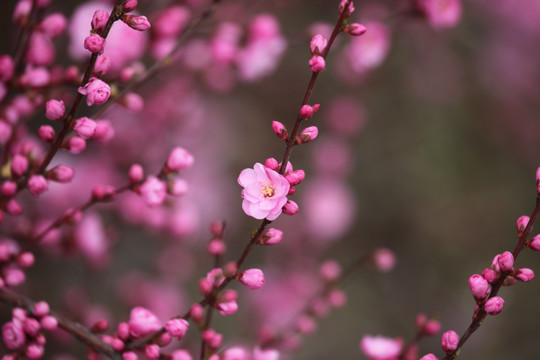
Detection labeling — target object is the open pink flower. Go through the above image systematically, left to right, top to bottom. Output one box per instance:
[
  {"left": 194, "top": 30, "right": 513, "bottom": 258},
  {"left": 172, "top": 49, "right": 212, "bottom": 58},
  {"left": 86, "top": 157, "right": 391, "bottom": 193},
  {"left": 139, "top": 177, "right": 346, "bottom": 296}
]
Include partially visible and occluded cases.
[{"left": 238, "top": 163, "right": 290, "bottom": 221}]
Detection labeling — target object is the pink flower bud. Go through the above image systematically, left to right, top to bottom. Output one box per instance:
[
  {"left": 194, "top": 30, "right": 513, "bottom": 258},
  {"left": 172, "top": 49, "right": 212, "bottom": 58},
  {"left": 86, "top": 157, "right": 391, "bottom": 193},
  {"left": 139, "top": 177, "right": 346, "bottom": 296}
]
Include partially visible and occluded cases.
[
  {"left": 123, "top": 0, "right": 138, "bottom": 13},
  {"left": 338, "top": 0, "right": 355, "bottom": 18},
  {"left": 92, "top": 9, "right": 109, "bottom": 31},
  {"left": 39, "top": 13, "right": 67, "bottom": 37},
  {"left": 123, "top": 15, "right": 151, "bottom": 31},
  {"left": 344, "top": 23, "right": 367, "bottom": 36},
  {"left": 84, "top": 34, "right": 106, "bottom": 54},
  {"left": 310, "top": 34, "right": 328, "bottom": 55},
  {"left": 0, "top": 55, "right": 15, "bottom": 82},
  {"left": 94, "top": 55, "right": 111, "bottom": 76},
  {"left": 308, "top": 55, "right": 326, "bottom": 72},
  {"left": 78, "top": 77, "right": 110, "bottom": 106},
  {"left": 121, "top": 92, "right": 144, "bottom": 111},
  {"left": 45, "top": 99, "right": 65, "bottom": 121},
  {"left": 299, "top": 104, "right": 318, "bottom": 119},
  {"left": 73, "top": 117, "right": 97, "bottom": 139},
  {"left": 93, "top": 119, "right": 115, "bottom": 144},
  {"left": 0, "top": 121, "right": 12, "bottom": 144},
  {"left": 272, "top": 121, "right": 288, "bottom": 140},
  {"left": 38, "top": 125, "right": 55, "bottom": 143},
  {"left": 296, "top": 126, "right": 318, "bottom": 144},
  {"left": 65, "top": 136, "right": 86, "bottom": 154},
  {"left": 166, "top": 147, "right": 194, "bottom": 172},
  {"left": 11, "top": 154, "right": 29, "bottom": 178},
  {"left": 264, "top": 157, "right": 279, "bottom": 171},
  {"left": 128, "top": 164, "right": 144, "bottom": 183},
  {"left": 47, "top": 165, "right": 74, "bottom": 183},
  {"left": 284, "top": 169, "right": 305, "bottom": 186},
  {"left": 28, "top": 175, "right": 48, "bottom": 197},
  {"left": 140, "top": 176, "right": 167, "bottom": 207},
  {"left": 168, "top": 178, "right": 189, "bottom": 196},
  {"left": 1, "top": 181, "right": 17, "bottom": 196},
  {"left": 92, "top": 184, "right": 116, "bottom": 201},
  {"left": 6, "top": 198, "right": 23, "bottom": 215},
  {"left": 282, "top": 200, "right": 299, "bottom": 215},
  {"left": 516, "top": 215, "right": 530, "bottom": 237},
  {"left": 210, "top": 221, "right": 224, "bottom": 236},
  {"left": 260, "top": 228, "right": 283, "bottom": 245},
  {"left": 528, "top": 234, "right": 540, "bottom": 250},
  {"left": 207, "top": 238, "right": 225, "bottom": 256},
  {"left": 372, "top": 248, "right": 397, "bottom": 273},
  {"left": 497, "top": 251, "right": 514, "bottom": 272},
  {"left": 17, "top": 252, "right": 34, "bottom": 268},
  {"left": 319, "top": 260, "right": 341, "bottom": 282},
  {"left": 223, "top": 262, "right": 238, "bottom": 278},
  {"left": 4, "top": 268, "right": 25, "bottom": 286},
  {"left": 239, "top": 268, "right": 265, "bottom": 290},
  {"left": 481, "top": 268, "right": 498, "bottom": 284},
  {"left": 514, "top": 268, "right": 535, "bottom": 282},
  {"left": 468, "top": 274, "right": 490, "bottom": 301},
  {"left": 484, "top": 296, "right": 504, "bottom": 315},
  {"left": 216, "top": 299, "right": 238, "bottom": 316},
  {"left": 33, "top": 301, "right": 50, "bottom": 317},
  {"left": 190, "top": 304, "right": 204, "bottom": 323},
  {"left": 128, "top": 307, "right": 162, "bottom": 338},
  {"left": 40, "top": 315, "right": 58, "bottom": 330},
  {"left": 296, "top": 315, "right": 317, "bottom": 334},
  {"left": 23, "top": 318, "right": 41, "bottom": 337},
  {"left": 165, "top": 319, "right": 189, "bottom": 339},
  {"left": 423, "top": 320, "right": 441, "bottom": 336},
  {"left": 117, "top": 322, "right": 130, "bottom": 340},
  {"left": 202, "top": 328, "right": 223, "bottom": 348},
  {"left": 441, "top": 330, "right": 459, "bottom": 353},
  {"left": 158, "top": 332, "right": 171, "bottom": 346},
  {"left": 360, "top": 335, "right": 402, "bottom": 360},
  {"left": 25, "top": 343, "right": 44, "bottom": 359},
  {"left": 145, "top": 344, "right": 160, "bottom": 360},
  {"left": 253, "top": 347, "right": 280, "bottom": 360},
  {"left": 171, "top": 350, "right": 192, "bottom": 360},
  {"left": 122, "top": 351, "right": 137, "bottom": 360},
  {"left": 420, "top": 354, "right": 439, "bottom": 360}
]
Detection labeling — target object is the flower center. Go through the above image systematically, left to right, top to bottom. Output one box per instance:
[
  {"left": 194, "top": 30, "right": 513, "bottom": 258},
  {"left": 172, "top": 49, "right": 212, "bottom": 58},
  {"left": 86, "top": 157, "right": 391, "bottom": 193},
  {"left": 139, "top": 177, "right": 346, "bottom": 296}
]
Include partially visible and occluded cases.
[{"left": 259, "top": 181, "right": 276, "bottom": 198}]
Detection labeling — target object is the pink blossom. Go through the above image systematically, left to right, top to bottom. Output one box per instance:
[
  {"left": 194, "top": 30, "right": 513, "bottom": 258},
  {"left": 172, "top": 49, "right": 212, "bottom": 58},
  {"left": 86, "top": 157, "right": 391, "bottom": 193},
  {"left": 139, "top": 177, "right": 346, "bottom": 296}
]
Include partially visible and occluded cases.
[
  {"left": 124, "top": 0, "right": 138, "bottom": 13},
  {"left": 416, "top": 0, "right": 462, "bottom": 29},
  {"left": 152, "top": 5, "right": 191, "bottom": 38},
  {"left": 91, "top": 9, "right": 109, "bottom": 32},
  {"left": 39, "top": 13, "right": 67, "bottom": 37},
  {"left": 123, "top": 15, "right": 151, "bottom": 31},
  {"left": 345, "top": 21, "right": 390, "bottom": 73},
  {"left": 344, "top": 23, "right": 367, "bottom": 36},
  {"left": 27, "top": 33, "right": 54, "bottom": 66},
  {"left": 84, "top": 34, "right": 106, "bottom": 54},
  {"left": 310, "top": 34, "right": 328, "bottom": 55},
  {"left": 0, "top": 55, "right": 15, "bottom": 82},
  {"left": 94, "top": 55, "right": 111, "bottom": 76},
  {"left": 309, "top": 55, "right": 326, "bottom": 72},
  {"left": 22, "top": 66, "right": 50, "bottom": 87},
  {"left": 78, "top": 77, "right": 110, "bottom": 106},
  {"left": 45, "top": 99, "right": 65, "bottom": 121},
  {"left": 73, "top": 117, "right": 97, "bottom": 139},
  {"left": 93, "top": 119, "right": 115, "bottom": 144},
  {"left": 271, "top": 121, "right": 288, "bottom": 140},
  {"left": 296, "top": 126, "right": 318, "bottom": 144},
  {"left": 166, "top": 147, "right": 194, "bottom": 172},
  {"left": 11, "top": 154, "right": 29, "bottom": 177},
  {"left": 238, "top": 163, "right": 290, "bottom": 220},
  {"left": 47, "top": 164, "right": 74, "bottom": 183},
  {"left": 28, "top": 175, "right": 48, "bottom": 196},
  {"left": 140, "top": 176, "right": 167, "bottom": 207},
  {"left": 282, "top": 199, "right": 299, "bottom": 216},
  {"left": 74, "top": 213, "right": 109, "bottom": 267},
  {"left": 516, "top": 215, "right": 529, "bottom": 237},
  {"left": 260, "top": 228, "right": 283, "bottom": 245},
  {"left": 528, "top": 234, "right": 540, "bottom": 250},
  {"left": 373, "top": 248, "right": 396, "bottom": 273},
  {"left": 497, "top": 251, "right": 514, "bottom": 272},
  {"left": 319, "top": 260, "right": 341, "bottom": 282},
  {"left": 514, "top": 268, "right": 535, "bottom": 282},
  {"left": 239, "top": 269, "right": 265, "bottom": 290},
  {"left": 468, "top": 274, "right": 490, "bottom": 301},
  {"left": 216, "top": 299, "right": 238, "bottom": 316},
  {"left": 33, "top": 302, "right": 50, "bottom": 317},
  {"left": 128, "top": 307, "right": 162, "bottom": 338},
  {"left": 40, "top": 315, "right": 58, "bottom": 330},
  {"left": 165, "top": 318, "right": 189, "bottom": 339},
  {"left": 2, "top": 321, "right": 25, "bottom": 349},
  {"left": 441, "top": 330, "right": 459, "bottom": 352},
  {"left": 360, "top": 335, "right": 402, "bottom": 360},
  {"left": 25, "top": 343, "right": 44, "bottom": 359},
  {"left": 145, "top": 344, "right": 160, "bottom": 359},
  {"left": 223, "top": 347, "right": 249, "bottom": 360},
  {"left": 253, "top": 347, "right": 280, "bottom": 360},
  {"left": 171, "top": 350, "right": 192, "bottom": 360},
  {"left": 419, "top": 354, "right": 439, "bottom": 360}
]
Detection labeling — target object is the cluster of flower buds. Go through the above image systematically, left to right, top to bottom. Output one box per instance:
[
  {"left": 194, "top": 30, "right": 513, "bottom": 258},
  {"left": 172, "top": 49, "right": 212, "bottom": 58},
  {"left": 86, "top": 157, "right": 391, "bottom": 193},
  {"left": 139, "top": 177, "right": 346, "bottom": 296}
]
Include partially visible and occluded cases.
[
  {"left": 308, "top": 34, "right": 328, "bottom": 72},
  {"left": 129, "top": 146, "right": 194, "bottom": 207},
  {"left": 0, "top": 239, "right": 34, "bottom": 288},
  {"left": 1, "top": 302, "right": 57, "bottom": 359},
  {"left": 89, "top": 306, "right": 190, "bottom": 360}
]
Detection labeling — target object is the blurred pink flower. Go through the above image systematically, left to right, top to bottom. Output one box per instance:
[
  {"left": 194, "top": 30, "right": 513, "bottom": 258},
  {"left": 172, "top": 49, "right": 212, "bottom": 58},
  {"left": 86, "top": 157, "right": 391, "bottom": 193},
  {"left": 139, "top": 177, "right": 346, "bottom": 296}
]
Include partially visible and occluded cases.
[
  {"left": 238, "top": 163, "right": 290, "bottom": 221},
  {"left": 360, "top": 335, "right": 402, "bottom": 360}
]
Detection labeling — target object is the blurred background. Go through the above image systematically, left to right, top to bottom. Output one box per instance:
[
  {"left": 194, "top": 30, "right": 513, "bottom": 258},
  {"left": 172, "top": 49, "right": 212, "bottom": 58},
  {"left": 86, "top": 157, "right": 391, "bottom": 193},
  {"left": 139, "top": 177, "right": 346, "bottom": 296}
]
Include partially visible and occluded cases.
[{"left": 1, "top": 0, "right": 540, "bottom": 358}]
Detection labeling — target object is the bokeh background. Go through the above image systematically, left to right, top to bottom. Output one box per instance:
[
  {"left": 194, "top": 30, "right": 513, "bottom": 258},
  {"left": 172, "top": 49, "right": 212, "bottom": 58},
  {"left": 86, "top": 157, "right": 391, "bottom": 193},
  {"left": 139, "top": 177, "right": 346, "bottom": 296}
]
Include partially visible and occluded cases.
[{"left": 1, "top": 0, "right": 540, "bottom": 358}]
